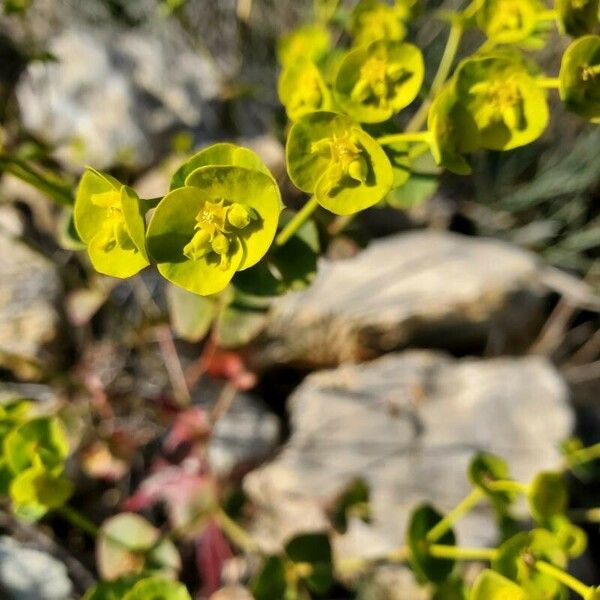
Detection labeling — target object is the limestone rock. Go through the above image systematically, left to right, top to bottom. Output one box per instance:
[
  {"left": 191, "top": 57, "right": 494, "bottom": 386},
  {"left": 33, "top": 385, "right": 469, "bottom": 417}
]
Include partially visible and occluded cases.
[
  {"left": 254, "top": 231, "right": 562, "bottom": 368},
  {"left": 244, "top": 351, "right": 572, "bottom": 561}
]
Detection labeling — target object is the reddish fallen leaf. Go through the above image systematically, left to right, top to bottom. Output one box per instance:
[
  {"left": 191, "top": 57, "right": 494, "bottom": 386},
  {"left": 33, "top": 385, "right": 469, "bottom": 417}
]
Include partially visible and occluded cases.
[
  {"left": 204, "top": 349, "right": 257, "bottom": 391},
  {"left": 163, "top": 406, "right": 211, "bottom": 453},
  {"left": 196, "top": 519, "right": 233, "bottom": 597}
]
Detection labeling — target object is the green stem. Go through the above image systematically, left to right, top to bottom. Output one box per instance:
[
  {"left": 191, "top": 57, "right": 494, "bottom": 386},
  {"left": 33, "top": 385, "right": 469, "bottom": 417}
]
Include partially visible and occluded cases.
[
  {"left": 405, "top": 19, "right": 463, "bottom": 133},
  {"left": 537, "top": 77, "right": 561, "bottom": 89},
  {"left": 377, "top": 131, "right": 432, "bottom": 146},
  {"left": 0, "top": 156, "right": 73, "bottom": 206},
  {"left": 275, "top": 195, "right": 319, "bottom": 247},
  {"left": 568, "top": 442, "right": 600, "bottom": 467},
  {"left": 487, "top": 479, "right": 530, "bottom": 494},
  {"left": 426, "top": 488, "right": 483, "bottom": 543},
  {"left": 56, "top": 505, "right": 99, "bottom": 538},
  {"left": 568, "top": 507, "right": 600, "bottom": 522},
  {"left": 214, "top": 508, "right": 259, "bottom": 553},
  {"left": 428, "top": 544, "right": 498, "bottom": 561},
  {"left": 534, "top": 560, "right": 592, "bottom": 598}
]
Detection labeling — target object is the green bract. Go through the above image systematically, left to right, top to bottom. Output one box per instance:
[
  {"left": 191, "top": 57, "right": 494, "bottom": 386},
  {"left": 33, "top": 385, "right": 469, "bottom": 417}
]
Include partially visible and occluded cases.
[
  {"left": 350, "top": 0, "right": 410, "bottom": 47},
  {"left": 475, "top": 0, "right": 543, "bottom": 44},
  {"left": 556, "top": 0, "right": 599, "bottom": 36},
  {"left": 277, "top": 23, "right": 330, "bottom": 66},
  {"left": 559, "top": 35, "right": 600, "bottom": 122},
  {"left": 334, "top": 40, "right": 424, "bottom": 123},
  {"left": 454, "top": 53, "right": 549, "bottom": 151},
  {"left": 278, "top": 59, "right": 332, "bottom": 121},
  {"left": 427, "top": 86, "right": 479, "bottom": 175},
  {"left": 286, "top": 111, "right": 393, "bottom": 215},
  {"left": 170, "top": 143, "right": 273, "bottom": 191},
  {"left": 147, "top": 166, "right": 281, "bottom": 296},
  {"left": 74, "top": 168, "right": 149, "bottom": 278},
  {"left": 528, "top": 471, "right": 568, "bottom": 522},
  {"left": 546, "top": 515, "right": 587, "bottom": 559},
  {"left": 493, "top": 530, "right": 567, "bottom": 599},
  {"left": 470, "top": 570, "right": 525, "bottom": 600},
  {"left": 122, "top": 577, "right": 191, "bottom": 600}
]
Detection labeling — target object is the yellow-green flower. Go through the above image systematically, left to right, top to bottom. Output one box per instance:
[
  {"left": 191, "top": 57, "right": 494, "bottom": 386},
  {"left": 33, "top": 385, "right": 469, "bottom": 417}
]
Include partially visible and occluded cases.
[
  {"left": 350, "top": 0, "right": 411, "bottom": 47},
  {"left": 476, "top": 0, "right": 545, "bottom": 45},
  {"left": 556, "top": 0, "right": 599, "bottom": 36},
  {"left": 277, "top": 23, "right": 330, "bottom": 66},
  {"left": 559, "top": 35, "right": 600, "bottom": 121},
  {"left": 334, "top": 40, "right": 424, "bottom": 123},
  {"left": 454, "top": 52, "right": 549, "bottom": 150},
  {"left": 278, "top": 59, "right": 332, "bottom": 121},
  {"left": 286, "top": 111, "right": 393, "bottom": 215},
  {"left": 146, "top": 165, "right": 281, "bottom": 296},
  {"left": 74, "top": 168, "right": 149, "bottom": 278}
]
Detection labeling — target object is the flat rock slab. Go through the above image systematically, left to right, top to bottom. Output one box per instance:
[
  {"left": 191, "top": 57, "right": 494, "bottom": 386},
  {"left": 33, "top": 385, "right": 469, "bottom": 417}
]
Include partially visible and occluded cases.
[
  {"left": 254, "top": 231, "right": 556, "bottom": 369},
  {"left": 0, "top": 232, "right": 64, "bottom": 380},
  {"left": 244, "top": 351, "right": 572, "bottom": 558}
]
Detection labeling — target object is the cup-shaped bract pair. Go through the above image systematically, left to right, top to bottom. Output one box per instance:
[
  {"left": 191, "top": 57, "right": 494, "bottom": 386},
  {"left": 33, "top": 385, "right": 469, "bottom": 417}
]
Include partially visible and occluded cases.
[
  {"left": 350, "top": 0, "right": 412, "bottom": 47},
  {"left": 476, "top": 0, "right": 546, "bottom": 45},
  {"left": 557, "top": 0, "right": 599, "bottom": 36},
  {"left": 277, "top": 23, "right": 331, "bottom": 67},
  {"left": 559, "top": 35, "right": 600, "bottom": 122},
  {"left": 334, "top": 40, "right": 424, "bottom": 123},
  {"left": 454, "top": 52, "right": 549, "bottom": 151},
  {"left": 278, "top": 59, "right": 332, "bottom": 121},
  {"left": 427, "top": 86, "right": 480, "bottom": 175},
  {"left": 286, "top": 111, "right": 393, "bottom": 215},
  {"left": 146, "top": 144, "right": 282, "bottom": 296},
  {"left": 74, "top": 168, "right": 150, "bottom": 278}
]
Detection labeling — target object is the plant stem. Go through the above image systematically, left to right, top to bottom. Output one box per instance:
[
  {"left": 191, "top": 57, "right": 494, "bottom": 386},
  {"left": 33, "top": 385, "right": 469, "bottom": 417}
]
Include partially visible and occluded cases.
[
  {"left": 405, "top": 19, "right": 463, "bottom": 133},
  {"left": 537, "top": 77, "right": 561, "bottom": 89},
  {"left": 377, "top": 131, "right": 432, "bottom": 146},
  {"left": 0, "top": 156, "right": 74, "bottom": 206},
  {"left": 275, "top": 195, "right": 319, "bottom": 247},
  {"left": 566, "top": 442, "right": 600, "bottom": 468},
  {"left": 486, "top": 479, "right": 530, "bottom": 494},
  {"left": 426, "top": 488, "right": 483, "bottom": 543},
  {"left": 56, "top": 505, "right": 99, "bottom": 538},
  {"left": 568, "top": 507, "right": 600, "bottom": 522},
  {"left": 214, "top": 508, "right": 259, "bottom": 553},
  {"left": 428, "top": 544, "right": 498, "bottom": 561},
  {"left": 534, "top": 560, "right": 592, "bottom": 598}
]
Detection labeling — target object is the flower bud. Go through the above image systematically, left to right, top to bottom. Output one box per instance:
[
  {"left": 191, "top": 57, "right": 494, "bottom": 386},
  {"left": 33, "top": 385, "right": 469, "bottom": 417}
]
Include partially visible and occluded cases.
[
  {"left": 347, "top": 156, "right": 368, "bottom": 183},
  {"left": 227, "top": 203, "right": 255, "bottom": 229},
  {"left": 183, "top": 229, "right": 211, "bottom": 261},
  {"left": 211, "top": 232, "right": 230, "bottom": 255}
]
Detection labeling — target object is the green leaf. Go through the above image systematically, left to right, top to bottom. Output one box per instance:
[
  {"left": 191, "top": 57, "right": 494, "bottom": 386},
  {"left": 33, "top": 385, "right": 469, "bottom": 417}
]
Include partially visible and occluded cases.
[
  {"left": 557, "top": 0, "right": 599, "bottom": 36},
  {"left": 559, "top": 35, "right": 600, "bottom": 122},
  {"left": 334, "top": 41, "right": 424, "bottom": 123},
  {"left": 454, "top": 53, "right": 549, "bottom": 151},
  {"left": 279, "top": 59, "right": 332, "bottom": 122},
  {"left": 427, "top": 86, "right": 479, "bottom": 175},
  {"left": 286, "top": 111, "right": 393, "bottom": 215},
  {"left": 169, "top": 143, "right": 273, "bottom": 191},
  {"left": 147, "top": 166, "right": 281, "bottom": 296},
  {"left": 233, "top": 209, "right": 319, "bottom": 296},
  {"left": 167, "top": 284, "right": 217, "bottom": 342},
  {"left": 216, "top": 293, "right": 269, "bottom": 348},
  {"left": 4, "top": 417, "right": 69, "bottom": 475},
  {"left": 468, "top": 453, "right": 515, "bottom": 511},
  {"left": 528, "top": 472, "right": 568, "bottom": 522},
  {"left": 330, "top": 478, "right": 370, "bottom": 533},
  {"left": 407, "top": 503, "right": 456, "bottom": 585},
  {"left": 97, "top": 513, "right": 181, "bottom": 581},
  {"left": 493, "top": 530, "right": 567, "bottom": 599},
  {"left": 285, "top": 532, "right": 333, "bottom": 595},
  {"left": 251, "top": 555, "right": 287, "bottom": 600},
  {"left": 469, "top": 569, "right": 525, "bottom": 600},
  {"left": 83, "top": 576, "right": 144, "bottom": 600},
  {"left": 122, "top": 577, "right": 191, "bottom": 600},
  {"left": 433, "top": 577, "right": 468, "bottom": 600}
]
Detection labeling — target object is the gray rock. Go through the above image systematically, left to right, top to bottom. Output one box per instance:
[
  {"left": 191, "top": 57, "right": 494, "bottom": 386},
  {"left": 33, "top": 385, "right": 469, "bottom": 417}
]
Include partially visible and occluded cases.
[
  {"left": 16, "top": 24, "right": 221, "bottom": 170},
  {"left": 0, "top": 231, "right": 64, "bottom": 380},
  {"left": 254, "top": 231, "right": 575, "bottom": 369},
  {"left": 244, "top": 351, "right": 572, "bottom": 572},
  {"left": 194, "top": 381, "right": 280, "bottom": 478},
  {"left": 0, "top": 536, "right": 72, "bottom": 600}
]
